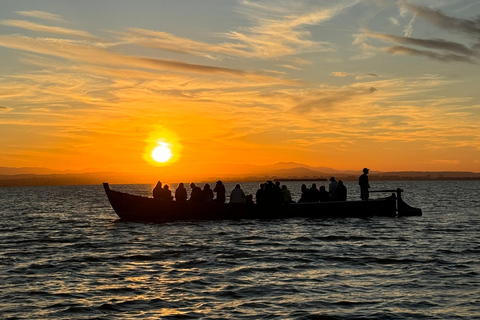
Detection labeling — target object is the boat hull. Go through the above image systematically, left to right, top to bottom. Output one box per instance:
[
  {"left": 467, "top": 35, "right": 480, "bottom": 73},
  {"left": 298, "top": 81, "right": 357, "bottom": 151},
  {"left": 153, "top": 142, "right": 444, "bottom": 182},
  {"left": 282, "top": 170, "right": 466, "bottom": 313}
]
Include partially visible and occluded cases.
[{"left": 103, "top": 183, "right": 421, "bottom": 223}]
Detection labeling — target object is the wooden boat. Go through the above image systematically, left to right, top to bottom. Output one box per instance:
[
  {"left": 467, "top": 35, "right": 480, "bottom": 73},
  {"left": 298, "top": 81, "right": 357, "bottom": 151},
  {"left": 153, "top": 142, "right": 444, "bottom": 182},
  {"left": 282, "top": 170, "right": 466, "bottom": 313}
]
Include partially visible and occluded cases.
[{"left": 103, "top": 183, "right": 422, "bottom": 223}]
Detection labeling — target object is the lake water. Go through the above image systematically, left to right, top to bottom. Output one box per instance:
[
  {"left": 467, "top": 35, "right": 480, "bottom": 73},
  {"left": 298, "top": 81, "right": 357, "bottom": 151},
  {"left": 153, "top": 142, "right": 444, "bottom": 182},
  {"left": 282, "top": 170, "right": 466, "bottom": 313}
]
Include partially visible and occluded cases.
[{"left": 1, "top": 180, "right": 479, "bottom": 319}]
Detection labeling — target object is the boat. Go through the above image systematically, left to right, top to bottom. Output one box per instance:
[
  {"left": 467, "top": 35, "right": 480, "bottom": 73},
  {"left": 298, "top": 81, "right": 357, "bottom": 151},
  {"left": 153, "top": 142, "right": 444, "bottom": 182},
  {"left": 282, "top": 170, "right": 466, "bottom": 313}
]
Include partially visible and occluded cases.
[{"left": 103, "top": 183, "right": 422, "bottom": 223}]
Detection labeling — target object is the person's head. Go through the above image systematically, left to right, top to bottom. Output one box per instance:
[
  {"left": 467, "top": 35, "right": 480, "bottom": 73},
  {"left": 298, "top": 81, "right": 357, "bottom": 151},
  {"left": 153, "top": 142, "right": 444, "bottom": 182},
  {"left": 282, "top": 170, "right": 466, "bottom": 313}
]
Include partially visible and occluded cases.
[
  {"left": 363, "top": 168, "right": 369, "bottom": 174},
  {"left": 330, "top": 177, "right": 336, "bottom": 182},
  {"left": 217, "top": 180, "right": 222, "bottom": 185},
  {"left": 338, "top": 180, "right": 344, "bottom": 186},
  {"left": 156, "top": 181, "right": 162, "bottom": 187},
  {"left": 275, "top": 181, "right": 280, "bottom": 187},
  {"left": 179, "top": 183, "right": 184, "bottom": 188},
  {"left": 190, "top": 183, "right": 196, "bottom": 188},
  {"left": 204, "top": 183, "right": 210, "bottom": 190},
  {"left": 259, "top": 183, "right": 264, "bottom": 189},
  {"left": 312, "top": 183, "right": 317, "bottom": 188},
  {"left": 164, "top": 184, "right": 169, "bottom": 190},
  {"left": 235, "top": 184, "right": 241, "bottom": 189},
  {"left": 301, "top": 184, "right": 307, "bottom": 191},
  {"left": 282, "top": 185, "right": 287, "bottom": 190},
  {"left": 320, "top": 185, "right": 326, "bottom": 191}
]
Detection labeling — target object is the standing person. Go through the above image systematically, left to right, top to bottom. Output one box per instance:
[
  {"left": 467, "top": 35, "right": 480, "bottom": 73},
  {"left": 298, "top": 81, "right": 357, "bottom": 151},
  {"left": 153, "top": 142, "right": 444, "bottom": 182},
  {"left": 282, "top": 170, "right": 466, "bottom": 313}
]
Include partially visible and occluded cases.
[
  {"left": 359, "top": 168, "right": 371, "bottom": 200},
  {"left": 328, "top": 177, "right": 338, "bottom": 200},
  {"left": 214, "top": 180, "right": 226, "bottom": 203},
  {"left": 153, "top": 181, "right": 163, "bottom": 199},
  {"left": 175, "top": 183, "right": 187, "bottom": 202},
  {"left": 230, "top": 184, "right": 246, "bottom": 203}
]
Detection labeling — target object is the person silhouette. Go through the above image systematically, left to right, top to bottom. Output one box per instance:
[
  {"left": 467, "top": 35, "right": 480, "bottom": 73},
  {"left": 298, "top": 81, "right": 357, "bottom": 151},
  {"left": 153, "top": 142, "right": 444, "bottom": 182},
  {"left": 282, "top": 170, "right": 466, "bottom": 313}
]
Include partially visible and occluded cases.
[
  {"left": 359, "top": 168, "right": 370, "bottom": 200},
  {"left": 328, "top": 177, "right": 338, "bottom": 200},
  {"left": 214, "top": 180, "right": 226, "bottom": 203},
  {"left": 334, "top": 180, "right": 347, "bottom": 201},
  {"left": 153, "top": 181, "right": 163, "bottom": 199},
  {"left": 175, "top": 183, "right": 187, "bottom": 202},
  {"left": 203, "top": 184, "right": 214, "bottom": 202},
  {"left": 230, "top": 184, "right": 246, "bottom": 203}
]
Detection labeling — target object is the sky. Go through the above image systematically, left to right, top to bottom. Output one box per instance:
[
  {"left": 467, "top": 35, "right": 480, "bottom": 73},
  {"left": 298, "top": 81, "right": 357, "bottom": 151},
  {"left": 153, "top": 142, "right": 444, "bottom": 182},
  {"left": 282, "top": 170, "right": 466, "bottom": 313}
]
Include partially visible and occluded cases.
[{"left": 1, "top": 0, "right": 480, "bottom": 175}]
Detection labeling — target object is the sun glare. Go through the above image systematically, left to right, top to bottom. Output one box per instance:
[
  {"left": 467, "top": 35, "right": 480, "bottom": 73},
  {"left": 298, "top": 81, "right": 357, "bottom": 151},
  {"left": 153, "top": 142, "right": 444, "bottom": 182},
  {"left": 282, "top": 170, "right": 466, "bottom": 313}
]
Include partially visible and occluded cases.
[{"left": 152, "top": 143, "right": 172, "bottom": 163}]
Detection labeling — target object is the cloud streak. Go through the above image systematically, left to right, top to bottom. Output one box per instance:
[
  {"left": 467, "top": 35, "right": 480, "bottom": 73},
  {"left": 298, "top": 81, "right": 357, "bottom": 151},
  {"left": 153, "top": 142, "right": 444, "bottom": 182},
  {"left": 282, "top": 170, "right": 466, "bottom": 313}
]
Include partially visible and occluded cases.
[
  {"left": 400, "top": 1, "right": 480, "bottom": 37},
  {"left": 356, "top": 2, "right": 480, "bottom": 65},
  {"left": 16, "top": 10, "right": 66, "bottom": 22},
  {"left": 1, "top": 20, "right": 100, "bottom": 40},
  {"left": 0, "top": 35, "right": 295, "bottom": 83}
]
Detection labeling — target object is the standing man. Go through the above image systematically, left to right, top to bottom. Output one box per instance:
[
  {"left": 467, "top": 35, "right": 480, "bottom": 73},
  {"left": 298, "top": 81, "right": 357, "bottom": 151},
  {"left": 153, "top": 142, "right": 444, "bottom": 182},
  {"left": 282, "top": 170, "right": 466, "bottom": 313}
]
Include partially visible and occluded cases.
[{"left": 359, "top": 168, "right": 371, "bottom": 200}]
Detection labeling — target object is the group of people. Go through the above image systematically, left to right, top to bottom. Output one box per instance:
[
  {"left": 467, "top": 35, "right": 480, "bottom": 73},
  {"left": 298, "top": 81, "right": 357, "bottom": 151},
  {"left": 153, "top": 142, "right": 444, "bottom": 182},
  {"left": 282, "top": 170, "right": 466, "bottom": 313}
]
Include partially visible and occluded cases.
[
  {"left": 152, "top": 168, "right": 371, "bottom": 204},
  {"left": 298, "top": 179, "right": 346, "bottom": 202},
  {"left": 153, "top": 180, "right": 227, "bottom": 203},
  {"left": 255, "top": 181, "right": 294, "bottom": 205}
]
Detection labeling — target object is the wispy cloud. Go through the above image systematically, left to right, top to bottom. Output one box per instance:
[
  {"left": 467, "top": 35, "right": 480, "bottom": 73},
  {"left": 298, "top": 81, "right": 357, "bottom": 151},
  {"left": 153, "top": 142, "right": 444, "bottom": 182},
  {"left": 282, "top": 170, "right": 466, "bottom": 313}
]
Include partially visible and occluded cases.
[
  {"left": 117, "top": 1, "right": 355, "bottom": 62},
  {"left": 400, "top": 1, "right": 480, "bottom": 38},
  {"left": 356, "top": 2, "right": 480, "bottom": 64},
  {"left": 224, "top": 5, "right": 338, "bottom": 59},
  {"left": 16, "top": 10, "right": 66, "bottom": 23},
  {"left": 1, "top": 20, "right": 100, "bottom": 41},
  {"left": 116, "top": 28, "right": 249, "bottom": 59},
  {"left": 361, "top": 29, "right": 478, "bottom": 63},
  {"left": 0, "top": 35, "right": 296, "bottom": 83},
  {"left": 383, "top": 45, "right": 476, "bottom": 64},
  {"left": 332, "top": 72, "right": 348, "bottom": 77},
  {"left": 0, "top": 105, "right": 12, "bottom": 112}
]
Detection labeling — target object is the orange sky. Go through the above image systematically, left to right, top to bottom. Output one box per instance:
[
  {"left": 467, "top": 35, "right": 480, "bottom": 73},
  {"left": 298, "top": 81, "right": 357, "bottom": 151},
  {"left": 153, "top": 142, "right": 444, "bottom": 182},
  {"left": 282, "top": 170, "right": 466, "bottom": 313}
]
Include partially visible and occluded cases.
[{"left": 1, "top": 1, "right": 479, "bottom": 175}]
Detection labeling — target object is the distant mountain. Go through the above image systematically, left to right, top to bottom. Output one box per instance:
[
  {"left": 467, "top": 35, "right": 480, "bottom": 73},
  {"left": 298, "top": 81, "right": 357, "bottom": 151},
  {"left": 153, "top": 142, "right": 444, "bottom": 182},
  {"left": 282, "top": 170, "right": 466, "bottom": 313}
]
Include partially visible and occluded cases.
[
  {"left": 1, "top": 164, "right": 479, "bottom": 187},
  {"left": 0, "top": 167, "right": 61, "bottom": 175}
]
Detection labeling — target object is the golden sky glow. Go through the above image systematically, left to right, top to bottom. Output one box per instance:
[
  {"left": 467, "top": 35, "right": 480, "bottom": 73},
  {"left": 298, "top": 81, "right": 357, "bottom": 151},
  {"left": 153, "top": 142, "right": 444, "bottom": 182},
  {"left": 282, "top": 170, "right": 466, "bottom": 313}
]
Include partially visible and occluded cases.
[{"left": 1, "top": 1, "right": 480, "bottom": 176}]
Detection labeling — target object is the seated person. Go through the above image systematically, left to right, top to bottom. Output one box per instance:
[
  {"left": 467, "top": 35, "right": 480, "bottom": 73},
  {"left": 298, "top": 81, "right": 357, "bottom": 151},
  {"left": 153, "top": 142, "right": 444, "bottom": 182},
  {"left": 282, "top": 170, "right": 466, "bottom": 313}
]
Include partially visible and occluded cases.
[
  {"left": 175, "top": 183, "right": 187, "bottom": 202},
  {"left": 203, "top": 184, "right": 214, "bottom": 202},
  {"left": 230, "top": 184, "right": 246, "bottom": 203}
]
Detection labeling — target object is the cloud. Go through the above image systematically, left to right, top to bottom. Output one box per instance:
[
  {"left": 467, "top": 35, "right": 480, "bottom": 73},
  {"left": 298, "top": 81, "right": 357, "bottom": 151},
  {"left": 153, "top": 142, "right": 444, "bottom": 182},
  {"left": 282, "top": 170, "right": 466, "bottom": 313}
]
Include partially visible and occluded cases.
[
  {"left": 222, "top": 1, "right": 362, "bottom": 59},
  {"left": 400, "top": 1, "right": 480, "bottom": 37},
  {"left": 115, "top": 2, "right": 358, "bottom": 63},
  {"left": 355, "top": 2, "right": 480, "bottom": 64},
  {"left": 16, "top": 10, "right": 66, "bottom": 23},
  {"left": 1, "top": 20, "right": 100, "bottom": 41},
  {"left": 116, "top": 28, "right": 249, "bottom": 59},
  {"left": 363, "top": 29, "right": 476, "bottom": 56},
  {"left": 0, "top": 35, "right": 297, "bottom": 83},
  {"left": 383, "top": 45, "right": 476, "bottom": 63},
  {"left": 332, "top": 72, "right": 348, "bottom": 77},
  {"left": 355, "top": 73, "right": 379, "bottom": 80},
  {"left": 0, "top": 105, "right": 12, "bottom": 112}
]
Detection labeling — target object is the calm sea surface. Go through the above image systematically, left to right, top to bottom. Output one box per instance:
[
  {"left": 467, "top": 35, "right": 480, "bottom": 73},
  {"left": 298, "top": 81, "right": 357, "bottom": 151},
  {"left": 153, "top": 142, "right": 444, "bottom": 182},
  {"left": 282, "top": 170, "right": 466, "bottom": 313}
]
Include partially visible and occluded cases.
[{"left": 1, "top": 180, "right": 479, "bottom": 319}]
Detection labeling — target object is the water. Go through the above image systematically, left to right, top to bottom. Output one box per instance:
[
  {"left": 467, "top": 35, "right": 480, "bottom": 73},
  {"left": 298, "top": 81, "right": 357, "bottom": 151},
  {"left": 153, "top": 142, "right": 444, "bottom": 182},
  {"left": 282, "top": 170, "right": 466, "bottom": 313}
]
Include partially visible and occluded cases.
[{"left": 1, "top": 180, "right": 479, "bottom": 319}]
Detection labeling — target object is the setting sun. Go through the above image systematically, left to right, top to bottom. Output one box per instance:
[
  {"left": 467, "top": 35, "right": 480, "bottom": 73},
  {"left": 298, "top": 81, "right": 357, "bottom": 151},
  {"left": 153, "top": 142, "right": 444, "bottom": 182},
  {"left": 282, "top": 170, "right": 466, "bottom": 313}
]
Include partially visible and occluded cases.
[{"left": 152, "top": 143, "right": 172, "bottom": 163}]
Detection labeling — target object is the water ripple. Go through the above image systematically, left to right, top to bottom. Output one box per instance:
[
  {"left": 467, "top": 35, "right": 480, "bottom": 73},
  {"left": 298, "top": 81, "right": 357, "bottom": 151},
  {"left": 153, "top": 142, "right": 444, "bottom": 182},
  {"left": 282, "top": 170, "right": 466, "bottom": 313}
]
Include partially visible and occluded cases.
[{"left": 1, "top": 181, "right": 480, "bottom": 319}]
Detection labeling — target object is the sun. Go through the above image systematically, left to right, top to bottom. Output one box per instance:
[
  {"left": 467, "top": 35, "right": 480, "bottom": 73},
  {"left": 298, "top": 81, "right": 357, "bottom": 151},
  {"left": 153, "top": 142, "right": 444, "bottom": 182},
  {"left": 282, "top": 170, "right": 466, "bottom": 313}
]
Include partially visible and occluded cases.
[{"left": 152, "top": 142, "right": 172, "bottom": 163}]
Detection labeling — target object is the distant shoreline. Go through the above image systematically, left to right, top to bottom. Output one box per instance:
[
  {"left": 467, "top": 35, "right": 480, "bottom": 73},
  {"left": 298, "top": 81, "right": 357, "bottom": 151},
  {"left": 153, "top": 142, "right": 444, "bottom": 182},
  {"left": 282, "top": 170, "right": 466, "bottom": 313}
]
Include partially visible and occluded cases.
[{"left": 1, "top": 173, "right": 480, "bottom": 187}]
